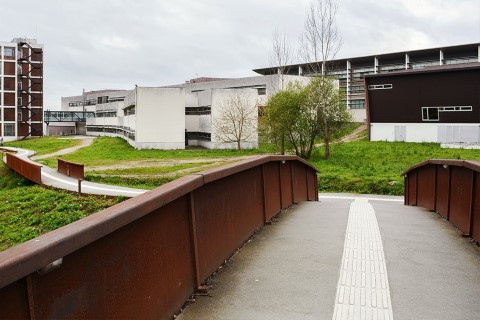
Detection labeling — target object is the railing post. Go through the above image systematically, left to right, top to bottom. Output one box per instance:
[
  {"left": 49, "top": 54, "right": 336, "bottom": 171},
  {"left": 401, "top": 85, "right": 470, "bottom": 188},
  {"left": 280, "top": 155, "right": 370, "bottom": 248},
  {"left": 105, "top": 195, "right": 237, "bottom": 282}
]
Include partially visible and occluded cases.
[{"left": 78, "top": 179, "right": 82, "bottom": 195}]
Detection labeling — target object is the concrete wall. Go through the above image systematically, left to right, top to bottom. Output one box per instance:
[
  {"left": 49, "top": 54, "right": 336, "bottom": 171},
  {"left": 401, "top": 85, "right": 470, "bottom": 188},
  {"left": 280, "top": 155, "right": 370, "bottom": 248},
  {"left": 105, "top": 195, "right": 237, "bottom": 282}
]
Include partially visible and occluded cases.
[
  {"left": 135, "top": 87, "right": 185, "bottom": 149},
  {"left": 210, "top": 88, "right": 259, "bottom": 149},
  {"left": 370, "top": 123, "right": 480, "bottom": 143}
]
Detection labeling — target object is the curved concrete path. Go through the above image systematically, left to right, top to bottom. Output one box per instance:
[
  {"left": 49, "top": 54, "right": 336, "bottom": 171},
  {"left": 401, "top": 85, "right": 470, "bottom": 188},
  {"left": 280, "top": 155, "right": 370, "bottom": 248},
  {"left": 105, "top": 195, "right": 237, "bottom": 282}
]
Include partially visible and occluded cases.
[{"left": 1, "top": 140, "right": 147, "bottom": 198}]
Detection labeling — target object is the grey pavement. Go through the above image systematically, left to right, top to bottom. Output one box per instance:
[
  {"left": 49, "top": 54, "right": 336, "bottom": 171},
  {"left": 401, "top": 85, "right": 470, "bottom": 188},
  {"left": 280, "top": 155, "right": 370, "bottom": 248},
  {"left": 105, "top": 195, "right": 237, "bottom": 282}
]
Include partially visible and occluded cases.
[
  {"left": 2, "top": 145, "right": 147, "bottom": 197},
  {"left": 177, "top": 195, "right": 480, "bottom": 320}
]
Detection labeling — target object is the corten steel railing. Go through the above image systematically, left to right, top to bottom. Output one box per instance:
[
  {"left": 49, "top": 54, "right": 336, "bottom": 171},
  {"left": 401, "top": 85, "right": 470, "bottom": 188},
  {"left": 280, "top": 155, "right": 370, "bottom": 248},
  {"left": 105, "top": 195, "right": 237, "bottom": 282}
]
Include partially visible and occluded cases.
[
  {"left": 4, "top": 152, "right": 42, "bottom": 184},
  {"left": 0, "top": 155, "right": 318, "bottom": 320},
  {"left": 58, "top": 158, "right": 84, "bottom": 180},
  {"left": 404, "top": 159, "right": 480, "bottom": 242}
]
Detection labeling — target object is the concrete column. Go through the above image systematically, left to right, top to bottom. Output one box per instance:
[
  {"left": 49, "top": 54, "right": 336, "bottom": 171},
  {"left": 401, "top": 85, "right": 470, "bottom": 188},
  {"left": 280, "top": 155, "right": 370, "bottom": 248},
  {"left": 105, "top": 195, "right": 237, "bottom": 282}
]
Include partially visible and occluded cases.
[
  {"left": 478, "top": 45, "right": 480, "bottom": 62},
  {"left": 439, "top": 50, "right": 444, "bottom": 65},
  {"left": 405, "top": 54, "right": 410, "bottom": 69},
  {"left": 374, "top": 57, "right": 379, "bottom": 74},
  {"left": 298, "top": 66, "right": 303, "bottom": 76}
]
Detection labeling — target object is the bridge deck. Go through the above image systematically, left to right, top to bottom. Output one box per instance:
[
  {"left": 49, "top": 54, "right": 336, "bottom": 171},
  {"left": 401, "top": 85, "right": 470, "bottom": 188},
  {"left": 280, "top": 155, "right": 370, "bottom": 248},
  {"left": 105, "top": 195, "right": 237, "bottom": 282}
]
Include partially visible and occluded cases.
[{"left": 177, "top": 195, "right": 480, "bottom": 320}]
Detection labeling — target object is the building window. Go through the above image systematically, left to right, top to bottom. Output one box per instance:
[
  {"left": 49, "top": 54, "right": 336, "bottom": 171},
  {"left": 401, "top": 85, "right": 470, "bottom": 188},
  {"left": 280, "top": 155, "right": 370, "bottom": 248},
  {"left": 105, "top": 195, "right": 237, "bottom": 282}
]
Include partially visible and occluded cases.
[
  {"left": 4, "top": 47, "right": 15, "bottom": 60},
  {"left": 368, "top": 84, "right": 393, "bottom": 90},
  {"left": 257, "top": 88, "right": 266, "bottom": 95},
  {"left": 97, "top": 96, "right": 108, "bottom": 104},
  {"left": 349, "top": 100, "right": 365, "bottom": 109},
  {"left": 124, "top": 105, "right": 136, "bottom": 116},
  {"left": 185, "top": 106, "right": 211, "bottom": 115},
  {"left": 422, "top": 106, "right": 473, "bottom": 121},
  {"left": 4, "top": 124, "right": 15, "bottom": 136}
]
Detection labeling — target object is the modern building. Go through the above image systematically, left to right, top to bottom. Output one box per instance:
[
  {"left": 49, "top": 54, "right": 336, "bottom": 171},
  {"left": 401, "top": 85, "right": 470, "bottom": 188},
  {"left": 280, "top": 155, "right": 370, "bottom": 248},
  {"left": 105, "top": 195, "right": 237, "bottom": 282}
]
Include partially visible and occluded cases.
[
  {"left": 0, "top": 38, "right": 43, "bottom": 141},
  {"left": 253, "top": 43, "right": 480, "bottom": 122},
  {"left": 365, "top": 63, "right": 480, "bottom": 143},
  {"left": 52, "top": 74, "right": 307, "bottom": 149}
]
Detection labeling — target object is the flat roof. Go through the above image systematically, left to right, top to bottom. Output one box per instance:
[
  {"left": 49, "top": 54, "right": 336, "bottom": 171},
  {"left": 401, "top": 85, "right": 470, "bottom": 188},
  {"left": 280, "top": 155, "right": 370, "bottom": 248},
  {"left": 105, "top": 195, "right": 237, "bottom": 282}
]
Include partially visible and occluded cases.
[
  {"left": 253, "top": 42, "right": 480, "bottom": 75},
  {"left": 364, "top": 62, "right": 480, "bottom": 78}
]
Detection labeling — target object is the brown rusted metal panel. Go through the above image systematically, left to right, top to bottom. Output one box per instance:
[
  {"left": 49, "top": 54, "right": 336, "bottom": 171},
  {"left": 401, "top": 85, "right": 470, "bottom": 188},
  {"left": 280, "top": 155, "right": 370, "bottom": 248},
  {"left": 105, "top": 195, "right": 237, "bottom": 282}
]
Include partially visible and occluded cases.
[
  {"left": 3, "top": 61, "right": 16, "bottom": 75},
  {"left": 5, "top": 153, "right": 42, "bottom": 185},
  {"left": 0, "top": 156, "right": 318, "bottom": 319},
  {"left": 58, "top": 158, "right": 84, "bottom": 180},
  {"left": 280, "top": 161, "right": 293, "bottom": 209},
  {"left": 292, "top": 161, "right": 308, "bottom": 203},
  {"left": 263, "top": 162, "right": 282, "bottom": 221},
  {"left": 417, "top": 164, "right": 436, "bottom": 211},
  {"left": 435, "top": 164, "right": 451, "bottom": 219},
  {"left": 448, "top": 166, "right": 473, "bottom": 234},
  {"left": 194, "top": 167, "right": 264, "bottom": 283},
  {"left": 306, "top": 169, "right": 317, "bottom": 201},
  {"left": 407, "top": 169, "right": 418, "bottom": 206},
  {"left": 471, "top": 172, "right": 480, "bottom": 242},
  {"left": 32, "top": 196, "right": 194, "bottom": 320},
  {"left": 0, "top": 280, "right": 29, "bottom": 319}
]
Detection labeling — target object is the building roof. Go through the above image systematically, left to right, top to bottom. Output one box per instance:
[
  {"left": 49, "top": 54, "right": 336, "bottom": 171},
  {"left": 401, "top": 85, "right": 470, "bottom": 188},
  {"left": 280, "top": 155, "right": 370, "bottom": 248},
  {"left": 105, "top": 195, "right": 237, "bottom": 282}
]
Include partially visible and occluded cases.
[
  {"left": 253, "top": 42, "right": 480, "bottom": 75},
  {"left": 364, "top": 62, "right": 480, "bottom": 79}
]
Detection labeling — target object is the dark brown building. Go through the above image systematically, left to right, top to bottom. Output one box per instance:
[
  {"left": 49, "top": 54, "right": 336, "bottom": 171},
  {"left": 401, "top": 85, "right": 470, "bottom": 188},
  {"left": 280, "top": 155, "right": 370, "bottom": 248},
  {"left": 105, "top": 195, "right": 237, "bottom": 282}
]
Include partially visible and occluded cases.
[
  {"left": 0, "top": 38, "right": 43, "bottom": 141},
  {"left": 365, "top": 63, "right": 480, "bottom": 143}
]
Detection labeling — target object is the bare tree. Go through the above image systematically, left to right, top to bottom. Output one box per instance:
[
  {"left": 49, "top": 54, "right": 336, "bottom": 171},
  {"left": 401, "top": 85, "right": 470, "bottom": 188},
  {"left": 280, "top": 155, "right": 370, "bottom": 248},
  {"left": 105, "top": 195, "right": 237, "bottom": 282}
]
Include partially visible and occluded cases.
[
  {"left": 299, "top": 0, "right": 342, "bottom": 75},
  {"left": 270, "top": 27, "right": 293, "bottom": 90},
  {"left": 214, "top": 92, "right": 258, "bottom": 150}
]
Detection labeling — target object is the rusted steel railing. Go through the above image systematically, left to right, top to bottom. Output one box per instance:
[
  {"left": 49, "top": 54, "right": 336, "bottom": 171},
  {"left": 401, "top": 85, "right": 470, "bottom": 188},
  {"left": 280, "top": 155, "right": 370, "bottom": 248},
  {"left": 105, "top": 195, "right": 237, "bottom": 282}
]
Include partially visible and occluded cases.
[
  {"left": 4, "top": 152, "right": 42, "bottom": 184},
  {"left": 0, "top": 155, "right": 318, "bottom": 320},
  {"left": 58, "top": 158, "right": 84, "bottom": 180},
  {"left": 403, "top": 159, "right": 480, "bottom": 242}
]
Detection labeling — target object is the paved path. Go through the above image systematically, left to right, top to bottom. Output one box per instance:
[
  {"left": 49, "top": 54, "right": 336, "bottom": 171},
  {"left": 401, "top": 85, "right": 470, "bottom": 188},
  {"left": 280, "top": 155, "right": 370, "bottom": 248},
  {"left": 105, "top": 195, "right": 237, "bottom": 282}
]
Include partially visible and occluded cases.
[
  {"left": 31, "top": 136, "right": 95, "bottom": 160},
  {"left": 2, "top": 143, "right": 147, "bottom": 197},
  {"left": 177, "top": 195, "right": 480, "bottom": 320}
]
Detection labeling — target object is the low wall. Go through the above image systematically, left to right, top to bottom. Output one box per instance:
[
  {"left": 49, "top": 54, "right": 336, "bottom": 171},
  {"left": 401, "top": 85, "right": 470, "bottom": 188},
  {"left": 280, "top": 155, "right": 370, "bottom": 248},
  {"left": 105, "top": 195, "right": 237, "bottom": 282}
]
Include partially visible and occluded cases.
[
  {"left": 4, "top": 152, "right": 42, "bottom": 185},
  {"left": 0, "top": 155, "right": 318, "bottom": 320},
  {"left": 58, "top": 158, "right": 84, "bottom": 180},
  {"left": 404, "top": 159, "right": 480, "bottom": 241}
]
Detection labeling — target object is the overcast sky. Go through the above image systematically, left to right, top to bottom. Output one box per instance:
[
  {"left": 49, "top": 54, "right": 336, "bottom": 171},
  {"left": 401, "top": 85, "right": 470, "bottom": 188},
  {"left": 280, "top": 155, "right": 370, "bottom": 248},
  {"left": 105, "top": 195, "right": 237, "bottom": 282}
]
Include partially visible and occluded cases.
[{"left": 1, "top": 0, "right": 479, "bottom": 108}]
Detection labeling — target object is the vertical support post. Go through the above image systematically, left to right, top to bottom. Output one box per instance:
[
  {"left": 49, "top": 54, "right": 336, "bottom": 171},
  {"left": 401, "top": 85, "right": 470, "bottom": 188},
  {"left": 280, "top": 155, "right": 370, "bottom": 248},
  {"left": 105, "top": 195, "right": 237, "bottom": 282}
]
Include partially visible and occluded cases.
[
  {"left": 439, "top": 50, "right": 444, "bottom": 65},
  {"left": 405, "top": 53, "right": 410, "bottom": 69},
  {"left": 374, "top": 57, "right": 378, "bottom": 74},
  {"left": 346, "top": 60, "right": 351, "bottom": 108},
  {"left": 298, "top": 65, "right": 303, "bottom": 76},
  {"left": 278, "top": 161, "right": 283, "bottom": 210},
  {"left": 290, "top": 161, "right": 295, "bottom": 204},
  {"left": 261, "top": 164, "right": 267, "bottom": 224},
  {"left": 468, "top": 170, "right": 476, "bottom": 236},
  {"left": 404, "top": 174, "right": 408, "bottom": 206},
  {"left": 78, "top": 179, "right": 82, "bottom": 195},
  {"left": 188, "top": 192, "right": 201, "bottom": 289},
  {"left": 26, "top": 275, "right": 36, "bottom": 320}
]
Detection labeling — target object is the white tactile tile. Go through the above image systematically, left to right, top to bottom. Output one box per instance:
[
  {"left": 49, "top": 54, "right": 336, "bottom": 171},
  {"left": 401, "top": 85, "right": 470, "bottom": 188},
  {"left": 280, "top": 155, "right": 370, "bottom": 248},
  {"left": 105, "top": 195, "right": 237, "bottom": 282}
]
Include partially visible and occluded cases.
[{"left": 332, "top": 198, "right": 394, "bottom": 320}]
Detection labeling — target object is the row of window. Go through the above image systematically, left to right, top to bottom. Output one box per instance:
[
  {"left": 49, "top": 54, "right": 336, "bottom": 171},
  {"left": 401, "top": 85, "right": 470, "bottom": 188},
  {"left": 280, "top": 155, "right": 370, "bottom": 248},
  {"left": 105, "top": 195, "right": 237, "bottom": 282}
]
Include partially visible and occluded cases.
[
  {"left": 368, "top": 84, "right": 393, "bottom": 90},
  {"left": 186, "top": 106, "right": 211, "bottom": 115},
  {"left": 422, "top": 106, "right": 473, "bottom": 121},
  {"left": 185, "top": 131, "right": 211, "bottom": 141}
]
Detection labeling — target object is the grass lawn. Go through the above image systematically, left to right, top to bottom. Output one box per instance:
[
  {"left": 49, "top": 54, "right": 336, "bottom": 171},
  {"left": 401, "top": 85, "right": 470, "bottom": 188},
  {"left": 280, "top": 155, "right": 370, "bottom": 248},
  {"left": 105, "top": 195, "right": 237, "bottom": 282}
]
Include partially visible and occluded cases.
[
  {"left": 4, "top": 136, "right": 82, "bottom": 156},
  {"left": 312, "top": 141, "right": 480, "bottom": 195},
  {"left": 0, "top": 159, "right": 124, "bottom": 251}
]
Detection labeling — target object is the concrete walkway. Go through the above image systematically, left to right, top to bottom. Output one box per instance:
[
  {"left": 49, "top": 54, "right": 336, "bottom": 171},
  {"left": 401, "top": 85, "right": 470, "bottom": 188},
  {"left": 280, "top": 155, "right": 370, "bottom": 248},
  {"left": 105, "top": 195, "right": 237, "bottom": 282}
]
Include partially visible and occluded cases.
[
  {"left": 2, "top": 143, "right": 147, "bottom": 197},
  {"left": 177, "top": 195, "right": 480, "bottom": 320}
]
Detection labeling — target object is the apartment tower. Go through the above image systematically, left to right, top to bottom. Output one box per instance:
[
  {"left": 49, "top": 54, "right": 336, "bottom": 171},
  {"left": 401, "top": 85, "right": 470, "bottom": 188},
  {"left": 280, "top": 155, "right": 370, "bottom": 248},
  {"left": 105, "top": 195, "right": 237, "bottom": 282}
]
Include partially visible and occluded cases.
[{"left": 0, "top": 38, "right": 43, "bottom": 141}]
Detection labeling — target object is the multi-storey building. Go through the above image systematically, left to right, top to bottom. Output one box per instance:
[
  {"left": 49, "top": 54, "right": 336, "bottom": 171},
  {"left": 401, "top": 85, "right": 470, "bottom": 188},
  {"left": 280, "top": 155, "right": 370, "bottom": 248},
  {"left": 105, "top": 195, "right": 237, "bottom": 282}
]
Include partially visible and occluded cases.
[
  {"left": 0, "top": 38, "right": 43, "bottom": 141},
  {"left": 253, "top": 43, "right": 480, "bottom": 122},
  {"left": 54, "top": 74, "right": 307, "bottom": 149}
]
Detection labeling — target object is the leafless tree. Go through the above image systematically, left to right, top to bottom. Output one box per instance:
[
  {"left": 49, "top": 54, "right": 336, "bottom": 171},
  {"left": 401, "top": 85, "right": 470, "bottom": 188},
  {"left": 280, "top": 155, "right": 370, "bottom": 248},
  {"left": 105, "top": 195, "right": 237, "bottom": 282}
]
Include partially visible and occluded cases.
[
  {"left": 299, "top": 0, "right": 342, "bottom": 75},
  {"left": 269, "top": 27, "right": 293, "bottom": 90},
  {"left": 214, "top": 92, "right": 257, "bottom": 150}
]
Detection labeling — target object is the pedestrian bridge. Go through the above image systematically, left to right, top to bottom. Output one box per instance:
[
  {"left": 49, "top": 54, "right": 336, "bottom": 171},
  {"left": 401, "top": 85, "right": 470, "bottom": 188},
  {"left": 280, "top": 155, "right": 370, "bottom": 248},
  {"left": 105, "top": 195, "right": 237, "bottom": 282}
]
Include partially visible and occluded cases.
[{"left": 0, "top": 156, "right": 479, "bottom": 320}]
